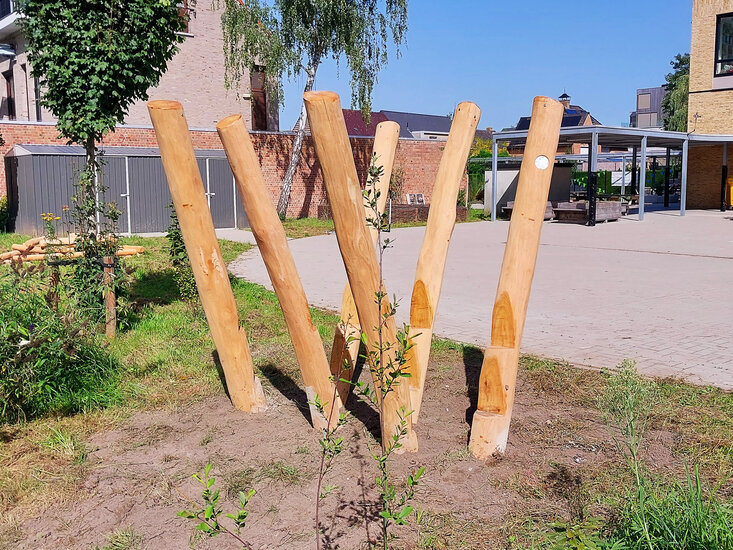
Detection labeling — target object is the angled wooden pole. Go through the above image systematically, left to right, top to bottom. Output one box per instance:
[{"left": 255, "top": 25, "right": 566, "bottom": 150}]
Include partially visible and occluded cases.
[
  {"left": 304, "top": 91, "right": 417, "bottom": 453},
  {"left": 468, "top": 96, "right": 563, "bottom": 459},
  {"left": 148, "top": 100, "right": 266, "bottom": 413},
  {"left": 406, "top": 102, "right": 480, "bottom": 423},
  {"left": 217, "top": 114, "right": 341, "bottom": 431},
  {"left": 330, "top": 121, "right": 400, "bottom": 403}
]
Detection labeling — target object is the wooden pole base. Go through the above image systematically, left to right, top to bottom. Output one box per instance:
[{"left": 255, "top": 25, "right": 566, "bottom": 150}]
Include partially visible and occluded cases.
[
  {"left": 305, "top": 91, "right": 416, "bottom": 453},
  {"left": 470, "top": 96, "right": 563, "bottom": 458},
  {"left": 149, "top": 100, "right": 267, "bottom": 414},
  {"left": 406, "top": 102, "right": 480, "bottom": 424},
  {"left": 217, "top": 113, "right": 340, "bottom": 428},
  {"left": 246, "top": 375, "right": 268, "bottom": 414},
  {"left": 468, "top": 409, "right": 511, "bottom": 459}
]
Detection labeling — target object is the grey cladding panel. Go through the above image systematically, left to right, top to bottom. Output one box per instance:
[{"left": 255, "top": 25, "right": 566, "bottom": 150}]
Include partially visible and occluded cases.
[
  {"left": 128, "top": 157, "right": 171, "bottom": 233},
  {"left": 208, "top": 158, "right": 236, "bottom": 228}
]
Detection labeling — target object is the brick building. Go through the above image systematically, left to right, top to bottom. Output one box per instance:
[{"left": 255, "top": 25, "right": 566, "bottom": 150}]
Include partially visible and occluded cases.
[
  {"left": 687, "top": 0, "right": 733, "bottom": 208},
  {"left": 0, "top": 1, "right": 278, "bottom": 131}
]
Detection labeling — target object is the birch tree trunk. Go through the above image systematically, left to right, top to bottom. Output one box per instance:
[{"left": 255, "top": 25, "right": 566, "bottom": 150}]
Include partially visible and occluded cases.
[{"left": 276, "top": 61, "right": 318, "bottom": 219}]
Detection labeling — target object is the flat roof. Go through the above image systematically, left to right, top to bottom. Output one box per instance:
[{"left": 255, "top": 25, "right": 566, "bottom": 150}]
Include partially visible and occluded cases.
[
  {"left": 494, "top": 125, "right": 733, "bottom": 149},
  {"left": 9, "top": 144, "right": 229, "bottom": 158}
]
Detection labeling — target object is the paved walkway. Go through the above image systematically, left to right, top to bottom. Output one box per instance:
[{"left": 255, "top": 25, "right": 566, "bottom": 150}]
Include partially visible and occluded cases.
[{"left": 230, "top": 210, "right": 733, "bottom": 389}]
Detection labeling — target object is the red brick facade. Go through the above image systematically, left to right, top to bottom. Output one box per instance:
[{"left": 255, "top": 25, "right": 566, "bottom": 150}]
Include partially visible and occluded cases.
[{"left": 0, "top": 121, "right": 459, "bottom": 219}]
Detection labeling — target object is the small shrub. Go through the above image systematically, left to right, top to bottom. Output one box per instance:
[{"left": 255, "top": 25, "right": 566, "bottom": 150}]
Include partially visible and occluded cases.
[
  {"left": 389, "top": 165, "right": 404, "bottom": 203},
  {"left": 0, "top": 195, "right": 9, "bottom": 232},
  {"left": 166, "top": 205, "right": 198, "bottom": 301},
  {"left": 0, "top": 262, "right": 121, "bottom": 422}
]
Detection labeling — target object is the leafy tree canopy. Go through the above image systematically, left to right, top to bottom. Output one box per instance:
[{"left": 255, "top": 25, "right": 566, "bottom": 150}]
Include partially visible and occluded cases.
[
  {"left": 18, "top": 0, "right": 186, "bottom": 145},
  {"left": 218, "top": 0, "right": 407, "bottom": 121},
  {"left": 662, "top": 53, "right": 689, "bottom": 132}
]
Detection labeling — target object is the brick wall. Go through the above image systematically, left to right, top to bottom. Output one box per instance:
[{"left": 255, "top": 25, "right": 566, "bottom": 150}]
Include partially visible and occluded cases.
[
  {"left": 689, "top": 0, "right": 733, "bottom": 133},
  {"left": 0, "top": 120, "right": 457, "bottom": 219},
  {"left": 687, "top": 144, "right": 725, "bottom": 209}
]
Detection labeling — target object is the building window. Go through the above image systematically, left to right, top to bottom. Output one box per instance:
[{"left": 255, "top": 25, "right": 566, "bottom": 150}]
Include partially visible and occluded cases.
[
  {"left": 177, "top": 1, "right": 192, "bottom": 34},
  {"left": 715, "top": 13, "right": 733, "bottom": 76},
  {"left": 250, "top": 66, "right": 267, "bottom": 131},
  {"left": 3, "top": 69, "right": 15, "bottom": 120},
  {"left": 637, "top": 93, "right": 651, "bottom": 110}
]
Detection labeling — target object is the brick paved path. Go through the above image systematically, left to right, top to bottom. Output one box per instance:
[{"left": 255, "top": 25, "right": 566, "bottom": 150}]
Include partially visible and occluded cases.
[{"left": 230, "top": 210, "right": 733, "bottom": 389}]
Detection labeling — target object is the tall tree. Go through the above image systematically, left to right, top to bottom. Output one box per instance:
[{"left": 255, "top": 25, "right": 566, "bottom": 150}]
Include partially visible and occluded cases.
[
  {"left": 19, "top": 0, "right": 185, "bottom": 308},
  {"left": 218, "top": 0, "right": 408, "bottom": 218},
  {"left": 662, "top": 53, "right": 690, "bottom": 132}
]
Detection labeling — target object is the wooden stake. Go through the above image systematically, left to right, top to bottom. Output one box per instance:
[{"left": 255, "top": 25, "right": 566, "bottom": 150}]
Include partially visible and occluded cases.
[
  {"left": 304, "top": 91, "right": 417, "bottom": 453},
  {"left": 468, "top": 96, "right": 563, "bottom": 459},
  {"left": 148, "top": 100, "right": 266, "bottom": 414},
  {"left": 406, "top": 102, "right": 480, "bottom": 423},
  {"left": 217, "top": 114, "right": 341, "bottom": 430},
  {"left": 330, "top": 121, "right": 400, "bottom": 403},
  {"left": 103, "top": 256, "right": 116, "bottom": 340}
]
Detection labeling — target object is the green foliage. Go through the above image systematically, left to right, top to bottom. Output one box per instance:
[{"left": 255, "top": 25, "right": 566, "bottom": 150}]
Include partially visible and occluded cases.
[
  {"left": 18, "top": 0, "right": 185, "bottom": 145},
  {"left": 18, "top": 0, "right": 181, "bottom": 319},
  {"left": 217, "top": 0, "right": 407, "bottom": 120},
  {"left": 662, "top": 53, "right": 690, "bottom": 132},
  {"left": 360, "top": 153, "right": 424, "bottom": 548},
  {"left": 0, "top": 195, "right": 9, "bottom": 232},
  {"left": 166, "top": 205, "right": 198, "bottom": 301},
  {"left": 0, "top": 262, "right": 121, "bottom": 423},
  {"left": 597, "top": 361, "right": 733, "bottom": 549},
  {"left": 178, "top": 463, "right": 255, "bottom": 549},
  {"left": 611, "top": 466, "right": 733, "bottom": 549},
  {"left": 543, "top": 518, "right": 621, "bottom": 550}
]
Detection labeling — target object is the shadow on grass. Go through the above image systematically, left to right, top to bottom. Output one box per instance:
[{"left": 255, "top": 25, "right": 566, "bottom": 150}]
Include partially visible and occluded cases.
[{"left": 128, "top": 269, "right": 180, "bottom": 305}]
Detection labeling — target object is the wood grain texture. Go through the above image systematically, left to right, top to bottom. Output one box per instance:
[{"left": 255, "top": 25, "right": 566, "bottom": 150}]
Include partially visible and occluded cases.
[
  {"left": 304, "top": 91, "right": 416, "bottom": 453},
  {"left": 469, "top": 96, "right": 563, "bottom": 458},
  {"left": 148, "top": 100, "right": 266, "bottom": 414},
  {"left": 406, "top": 102, "right": 481, "bottom": 422},
  {"left": 217, "top": 114, "right": 341, "bottom": 430},
  {"left": 330, "top": 121, "right": 400, "bottom": 403}
]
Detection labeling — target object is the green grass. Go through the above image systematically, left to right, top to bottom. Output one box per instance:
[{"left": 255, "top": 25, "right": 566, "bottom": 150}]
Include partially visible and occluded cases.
[
  {"left": 279, "top": 217, "right": 334, "bottom": 239},
  {"left": 0, "top": 233, "right": 31, "bottom": 250}
]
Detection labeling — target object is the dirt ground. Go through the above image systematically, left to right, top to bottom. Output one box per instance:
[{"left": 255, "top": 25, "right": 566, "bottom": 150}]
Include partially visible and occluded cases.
[{"left": 7, "top": 344, "right": 691, "bottom": 550}]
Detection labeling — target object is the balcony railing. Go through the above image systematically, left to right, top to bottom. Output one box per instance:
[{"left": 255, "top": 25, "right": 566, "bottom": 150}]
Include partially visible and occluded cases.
[{"left": 0, "top": 0, "right": 13, "bottom": 20}]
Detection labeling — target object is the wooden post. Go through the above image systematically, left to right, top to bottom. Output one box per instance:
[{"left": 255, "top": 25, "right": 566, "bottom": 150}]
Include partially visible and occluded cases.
[
  {"left": 304, "top": 91, "right": 417, "bottom": 453},
  {"left": 468, "top": 96, "right": 563, "bottom": 459},
  {"left": 148, "top": 100, "right": 266, "bottom": 413},
  {"left": 405, "top": 102, "right": 480, "bottom": 423},
  {"left": 217, "top": 114, "right": 341, "bottom": 430},
  {"left": 330, "top": 121, "right": 400, "bottom": 403},
  {"left": 103, "top": 256, "right": 116, "bottom": 339}
]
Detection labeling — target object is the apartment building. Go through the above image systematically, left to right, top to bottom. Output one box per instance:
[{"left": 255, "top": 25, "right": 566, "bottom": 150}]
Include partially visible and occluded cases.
[
  {"left": 687, "top": 0, "right": 733, "bottom": 208},
  {"left": 0, "top": 1, "right": 278, "bottom": 130},
  {"left": 630, "top": 85, "right": 667, "bottom": 128}
]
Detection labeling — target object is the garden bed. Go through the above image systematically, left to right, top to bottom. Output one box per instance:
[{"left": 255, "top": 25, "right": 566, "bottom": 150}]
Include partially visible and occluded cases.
[{"left": 0, "top": 236, "right": 730, "bottom": 550}]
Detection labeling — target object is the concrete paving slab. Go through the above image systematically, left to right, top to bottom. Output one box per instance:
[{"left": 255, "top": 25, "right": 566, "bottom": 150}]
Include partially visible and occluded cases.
[{"left": 229, "top": 210, "right": 733, "bottom": 389}]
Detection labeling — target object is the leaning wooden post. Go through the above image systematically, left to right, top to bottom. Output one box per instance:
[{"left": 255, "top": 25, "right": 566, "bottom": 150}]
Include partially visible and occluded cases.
[
  {"left": 304, "top": 91, "right": 417, "bottom": 453},
  {"left": 468, "top": 96, "right": 563, "bottom": 459},
  {"left": 148, "top": 100, "right": 266, "bottom": 413},
  {"left": 405, "top": 102, "right": 480, "bottom": 423},
  {"left": 217, "top": 114, "right": 341, "bottom": 430},
  {"left": 330, "top": 121, "right": 400, "bottom": 403},
  {"left": 103, "top": 256, "right": 116, "bottom": 339}
]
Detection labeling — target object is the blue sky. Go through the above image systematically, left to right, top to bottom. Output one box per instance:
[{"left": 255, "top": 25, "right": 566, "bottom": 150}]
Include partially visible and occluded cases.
[{"left": 277, "top": 1, "right": 692, "bottom": 131}]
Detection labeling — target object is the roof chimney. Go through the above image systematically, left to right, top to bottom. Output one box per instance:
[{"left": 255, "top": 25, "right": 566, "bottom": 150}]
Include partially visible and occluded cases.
[{"left": 559, "top": 93, "right": 571, "bottom": 109}]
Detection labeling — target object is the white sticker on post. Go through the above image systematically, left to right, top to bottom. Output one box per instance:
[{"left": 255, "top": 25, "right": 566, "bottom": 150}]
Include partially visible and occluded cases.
[{"left": 535, "top": 155, "right": 550, "bottom": 170}]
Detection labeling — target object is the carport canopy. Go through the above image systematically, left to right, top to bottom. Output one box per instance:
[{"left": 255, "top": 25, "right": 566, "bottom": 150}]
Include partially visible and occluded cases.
[{"left": 488, "top": 125, "right": 733, "bottom": 221}]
